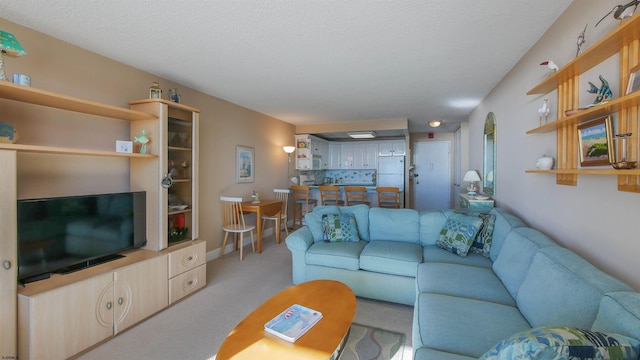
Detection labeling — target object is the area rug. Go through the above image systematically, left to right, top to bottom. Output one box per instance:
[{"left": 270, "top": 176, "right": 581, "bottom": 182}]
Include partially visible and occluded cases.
[{"left": 341, "top": 323, "right": 405, "bottom": 360}]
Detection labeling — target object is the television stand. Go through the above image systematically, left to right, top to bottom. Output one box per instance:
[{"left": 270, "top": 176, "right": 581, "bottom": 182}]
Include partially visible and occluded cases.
[
  {"left": 55, "top": 253, "right": 125, "bottom": 275},
  {"left": 20, "top": 272, "right": 51, "bottom": 285}
]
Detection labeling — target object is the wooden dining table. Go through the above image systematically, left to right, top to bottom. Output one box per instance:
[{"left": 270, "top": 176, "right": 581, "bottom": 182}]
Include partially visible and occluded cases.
[{"left": 241, "top": 199, "right": 283, "bottom": 253}]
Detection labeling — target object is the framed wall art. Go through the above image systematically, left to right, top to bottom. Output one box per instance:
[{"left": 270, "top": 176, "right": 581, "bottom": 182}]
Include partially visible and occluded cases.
[
  {"left": 626, "top": 63, "right": 640, "bottom": 95},
  {"left": 577, "top": 116, "right": 614, "bottom": 166},
  {"left": 236, "top": 145, "right": 255, "bottom": 183}
]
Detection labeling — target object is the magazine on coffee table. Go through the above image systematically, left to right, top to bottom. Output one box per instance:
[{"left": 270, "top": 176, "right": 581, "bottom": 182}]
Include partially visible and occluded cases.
[{"left": 264, "top": 304, "right": 323, "bottom": 342}]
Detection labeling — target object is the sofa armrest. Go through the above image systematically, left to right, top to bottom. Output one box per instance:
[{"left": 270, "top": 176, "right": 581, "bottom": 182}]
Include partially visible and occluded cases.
[
  {"left": 285, "top": 226, "right": 314, "bottom": 251},
  {"left": 285, "top": 226, "right": 314, "bottom": 284}
]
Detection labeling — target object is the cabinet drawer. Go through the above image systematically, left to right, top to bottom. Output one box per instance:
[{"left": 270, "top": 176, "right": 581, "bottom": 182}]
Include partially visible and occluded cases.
[
  {"left": 168, "top": 240, "right": 206, "bottom": 278},
  {"left": 169, "top": 264, "right": 206, "bottom": 304}
]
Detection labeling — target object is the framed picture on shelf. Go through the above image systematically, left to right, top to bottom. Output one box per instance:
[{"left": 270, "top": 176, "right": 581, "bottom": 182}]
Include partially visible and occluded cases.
[
  {"left": 626, "top": 64, "right": 640, "bottom": 95},
  {"left": 577, "top": 116, "right": 614, "bottom": 166},
  {"left": 236, "top": 145, "right": 255, "bottom": 183}
]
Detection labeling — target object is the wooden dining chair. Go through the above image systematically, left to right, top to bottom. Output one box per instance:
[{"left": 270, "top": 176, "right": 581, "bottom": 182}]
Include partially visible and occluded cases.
[
  {"left": 291, "top": 185, "right": 317, "bottom": 228},
  {"left": 319, "top": 185, "right": 344, "bottom": 206},
  {"left": 344, "top": 186, "right": 370, "bottom": 206},
  {"left": 376, "top": 187, "right": 400, "bottom": 208},
  {"left": 262, "top": 189, "right": 290, "bottom": 238},
  {"left": 220, "top": 196, "right": 255, "bottom": 260}
]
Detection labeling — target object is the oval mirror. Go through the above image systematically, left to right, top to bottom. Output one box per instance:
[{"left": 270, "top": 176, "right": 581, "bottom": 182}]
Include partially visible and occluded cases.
[{"left": 483, "top": 112, "right": 496, "bottom": 196}]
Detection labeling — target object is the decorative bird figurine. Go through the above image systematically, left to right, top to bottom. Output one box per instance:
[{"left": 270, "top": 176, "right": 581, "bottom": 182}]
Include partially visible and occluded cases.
[
  {"left": 595, "top": 0, "right": 639, "bottom": 27},
  {"left": 576, "top": 24, "right": 587, "bottom": 57},
  {"left": 540, "top": 60, "right": 559, "bottom": 72},
  {"left": 538, "top": 98, "right": 550, "bottom": 126}
]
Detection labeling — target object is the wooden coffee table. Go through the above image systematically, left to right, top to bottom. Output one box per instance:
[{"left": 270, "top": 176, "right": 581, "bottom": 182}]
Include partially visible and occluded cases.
[{"left": 216, "top": 280, "right": 356, "bottom": 360}]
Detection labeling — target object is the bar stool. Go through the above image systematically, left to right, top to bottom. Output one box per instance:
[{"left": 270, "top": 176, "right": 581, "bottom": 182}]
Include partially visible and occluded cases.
[
  {"left": 291, "top": 185, "right": 317, "bottom": 228},
  {"left": 318, "top": 185, "right": 344, "bottom": 206},
  {"left": 344, "top": 186, "right": 370, "bottom": 206},
  {"left": 376, "top": 187, "right": 400, "bottom": 208}
]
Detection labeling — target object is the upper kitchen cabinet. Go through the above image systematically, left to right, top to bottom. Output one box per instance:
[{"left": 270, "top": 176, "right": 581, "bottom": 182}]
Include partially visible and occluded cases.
[
  {"left": 129, "top": 99, "right": 200, "bottom": 250},
  {"left": 295, "top": 134, "right": 328, "bottom": 170},
  {"left": 378, "top": 140, "right": 406, "bottom": 156},
  {"left": 327, "top": 142, "right": 342, "bottom": 169},
  {"left": 353, "top": 142, "right": 378, "bottom": 169}
]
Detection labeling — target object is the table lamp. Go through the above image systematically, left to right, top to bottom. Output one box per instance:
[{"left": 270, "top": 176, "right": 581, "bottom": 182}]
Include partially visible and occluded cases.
[
  {"left": 0, "top": 30, "right": 27, "bottom": 81},
  {"left": 463, "top": 170, "right": 481, "bottom": 196}
]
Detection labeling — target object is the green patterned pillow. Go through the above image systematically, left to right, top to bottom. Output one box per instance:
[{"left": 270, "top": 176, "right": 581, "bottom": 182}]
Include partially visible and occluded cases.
[
  {"left": 455, "top": 209, "right": 496, "bottom": 258},
  {"left": 322, "top": 213, "right": 360, "bottom": 242},
  {"left": 436, "top": 213, "right": 483, "bottom": 257},
  {"left": 480, "top": 326, "right": 640, "bottom": 360}
]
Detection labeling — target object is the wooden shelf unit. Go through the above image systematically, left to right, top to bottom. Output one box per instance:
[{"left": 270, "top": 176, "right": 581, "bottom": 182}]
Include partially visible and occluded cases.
[{"left": 527, "top": 13, "right": 640, "bottom": 192}]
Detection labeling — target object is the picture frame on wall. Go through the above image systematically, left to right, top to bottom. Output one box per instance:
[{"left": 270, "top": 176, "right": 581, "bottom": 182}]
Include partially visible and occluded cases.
[
  {"left": 626, "top": 63, "right": 640, "bottom": 95},
  {"left": 577, "top": 116, "right": 614, "bottom": 166},
  {"left": 236, "top": 145, "right": 255, "bottom": 183}
]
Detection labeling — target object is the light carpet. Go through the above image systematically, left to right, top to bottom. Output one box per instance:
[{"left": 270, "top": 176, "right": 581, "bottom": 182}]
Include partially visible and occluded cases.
[{"left": 342, "top": 323, "right": 405, "bottom": 360}]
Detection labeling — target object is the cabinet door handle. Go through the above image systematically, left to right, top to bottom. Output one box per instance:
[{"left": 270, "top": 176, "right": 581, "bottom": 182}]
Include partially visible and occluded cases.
[
  {"left": 186, "top": 256, "right": 194, "bottom": 262},
  {"left": 2, "top": 260, "right": 11, "bottom": 270},
  {"left": 186, "top": 280, "right": 194, "bottom": 286},
  {"left": 118, "top": 297, "right": 124, "bottom": 305},
  {"left": 106, "top": 302, "right": 112, "bottom": 310}
]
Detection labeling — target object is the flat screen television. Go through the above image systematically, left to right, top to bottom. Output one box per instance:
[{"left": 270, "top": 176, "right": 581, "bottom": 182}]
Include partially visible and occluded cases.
[{"left": 17, "top": 191, "right": 147, "bottom": 284}]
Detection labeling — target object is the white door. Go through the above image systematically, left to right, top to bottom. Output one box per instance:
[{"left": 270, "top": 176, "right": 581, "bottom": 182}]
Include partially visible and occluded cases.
[{"left": 413, "top": 141, "right": 451, "bottom": 211}]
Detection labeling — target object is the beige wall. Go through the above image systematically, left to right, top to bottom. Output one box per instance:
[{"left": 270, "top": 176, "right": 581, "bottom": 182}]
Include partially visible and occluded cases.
[
  {"left": 468, "top": 0, "right": 640, "bottom": 290},
  {"left": 0, "top": 18, "right": 296, "bottom": 254}
]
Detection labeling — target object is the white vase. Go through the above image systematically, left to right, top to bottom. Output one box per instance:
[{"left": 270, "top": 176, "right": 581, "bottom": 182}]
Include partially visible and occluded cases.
[{"left": 536, "top": 155, "right": 554, "bottom": 170}]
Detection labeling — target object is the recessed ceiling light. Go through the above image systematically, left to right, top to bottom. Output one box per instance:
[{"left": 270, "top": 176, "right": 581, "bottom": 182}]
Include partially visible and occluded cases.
[{"left": 348, "top": 131, "right": 377, "bottom": 139}]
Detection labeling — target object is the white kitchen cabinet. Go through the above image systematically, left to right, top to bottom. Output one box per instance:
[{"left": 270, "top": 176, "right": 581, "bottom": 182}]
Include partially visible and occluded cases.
[
  {"left": 294, "top": 135, "right": 313, "bottom": 170},
  {"left": 378, "top": 140, "right": 406, "bottom": 156},
  {"left": 354, "top": 142, "right": 378, "bottom": 169},
  {"left": 328, "top": 143, "right": 342, "bottom": 169},
  {"left": 341, "top": 143, "right": 355, "bottom": 168},
  {"left": 18, "top": 252, "right": 168, "bottom": 360}
]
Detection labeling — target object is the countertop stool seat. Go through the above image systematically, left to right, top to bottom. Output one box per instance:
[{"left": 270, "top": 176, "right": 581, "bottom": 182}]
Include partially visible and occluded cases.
[
  {"left": 291, "top": 185, "right": 317, "bottom": 228},
  {"left": 319, "top": 185, "right": 344, "bottom": 206},
  {"left": 344, "top": 186, "right": 370, "bottom": 206},
  {"left": 376, "top": 186, "right": 400, "bottom": 208}
]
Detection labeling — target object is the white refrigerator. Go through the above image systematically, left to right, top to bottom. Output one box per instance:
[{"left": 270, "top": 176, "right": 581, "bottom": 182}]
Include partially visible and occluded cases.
[{"left": 377, "top": 156, "right": 405, "bottom": 191}]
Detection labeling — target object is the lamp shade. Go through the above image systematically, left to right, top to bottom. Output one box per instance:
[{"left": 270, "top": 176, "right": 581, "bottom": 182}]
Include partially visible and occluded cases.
[
  {"left": 0, "top": 31, "right": 26, "bottom": 57},
  {"left": 283, "top": 146, "right": 295, "bottom": 154},
  {"left": 463, "top": 170, "right": 481, "bottom": 182}
]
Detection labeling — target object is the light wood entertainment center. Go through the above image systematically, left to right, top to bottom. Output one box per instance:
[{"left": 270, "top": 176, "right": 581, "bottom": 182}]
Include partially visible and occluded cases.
[{"left": 0, "top": 81, "right": 206, "bottom": 359}]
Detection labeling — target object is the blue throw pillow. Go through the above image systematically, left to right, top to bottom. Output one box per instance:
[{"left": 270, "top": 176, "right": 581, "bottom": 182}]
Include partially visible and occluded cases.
[
  {"left": 455, "top": 209, "right": 496, "bottom": 258},
  {"left": 322, "top": 213, "right": 360, "bottom": 242},
  {"left": 436, "top": 213, "right": 483, "bottom": 257},
  {"left": 480, "top": 326, "right": 640, "bottom": 360}
]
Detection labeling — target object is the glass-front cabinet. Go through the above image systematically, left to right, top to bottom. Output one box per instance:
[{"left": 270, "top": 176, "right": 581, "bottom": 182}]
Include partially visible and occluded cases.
[{"left": 129, "top": 99, "right": 200, "bottom": 250}]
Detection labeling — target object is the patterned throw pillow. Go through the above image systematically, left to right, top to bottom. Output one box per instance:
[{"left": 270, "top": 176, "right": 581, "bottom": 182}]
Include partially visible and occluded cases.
[
  {"left": 455, "top": 209, "right": 496, "bottom": 258},
  {"left": 322, "top": 213, "right": 360, "bottom": 242},
  {"left": 436, "top": 213, "right": 483, "bottom": 257},
  {"left": 480, "top": 326, "right": 640, "bottom": 360}
]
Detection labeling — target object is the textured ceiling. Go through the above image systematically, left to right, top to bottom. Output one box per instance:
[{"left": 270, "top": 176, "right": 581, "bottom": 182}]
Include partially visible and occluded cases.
[{"left": 0, "top": 0, "right": 573, "bottom": 134}]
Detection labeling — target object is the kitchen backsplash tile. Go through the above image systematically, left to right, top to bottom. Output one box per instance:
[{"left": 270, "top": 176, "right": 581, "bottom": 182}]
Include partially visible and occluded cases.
[{"left": 303, "top": 169, "right": 376, "bottom": 185}]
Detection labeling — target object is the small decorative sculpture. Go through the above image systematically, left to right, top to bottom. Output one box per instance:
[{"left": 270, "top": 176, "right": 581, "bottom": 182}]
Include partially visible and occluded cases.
[
  {"left": 595, "top": 1, "right": 639, "bottom": 27},
  {"left": 576, "top": 24, "right": 587, "bottom": 57},
  {"left": 540, "top": 60, "right": 559, "bottom": 72},
  {"left": 587, "top": 75, "right": 613, "bottom": 106},
  {"left": 538, "top": 98, "right": 550, "bottom": 126},
  {"left": 0, "top": 122, "right": 18, "bottom": 143},
  {"left": 134, "top": 129, "right": 150, "bottom": 154},
  {"left": 251, "top": 190, "right": 260, "bottom": 204}
]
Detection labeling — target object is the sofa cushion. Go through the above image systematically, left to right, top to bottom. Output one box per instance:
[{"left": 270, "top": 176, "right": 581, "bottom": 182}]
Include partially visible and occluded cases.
[
  {"left": 338, "top": 204, "right": 370, "bottom": 241},
  {"left": 305, "top": 205, "right": 340, "bottom": 242},
  {"left": 369, "top": 208, "right": 420, "bottom": 244},
  {"left": 489, "top": 208, "right": 527, "bottom": 261},
  {"left": 419, "top": 210, "right": 448, "bottom": 246},
  {"left": 466, "top": 212, "right": 496, "bottom": 258},
  {"left": 321, "top": 213, "right": 360, "bottom": 242},
  {"left": 436, "top": 213, "right": 483, "bottom": 257},
  {"left": 492, "top": 227, "right": 557, "bottom": 299},
  {"left": 305, "top": 240, "right": 367, "bottom": 271},
  {"left": 360, "top": 240, "right": 422, "bottom": 277},
  {"left": 422, "top": 245, "right": 493, "bottom": 268},
  {"left": 516, "top": 247, "right": 634, "bottom": 329},
  {"left": 416, "top": 262, "right": 516, "bottom": 306},
  {"left": 592, "top": 292, "right": 640, "bottom": 341},
  {"left": 414, "top": 293, "right": 531, "bottom": 358},
  {"left": 479, "top": 326, "right": 640, "bottom": 360},
  {"left": 414, "top": 348, "right": 476, "bottom": 360}
]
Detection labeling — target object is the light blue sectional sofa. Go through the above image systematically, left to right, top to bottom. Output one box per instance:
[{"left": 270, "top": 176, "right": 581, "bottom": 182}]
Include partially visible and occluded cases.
[{"left": 285, "top": 205, "right": 640, "bottom": 359}]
